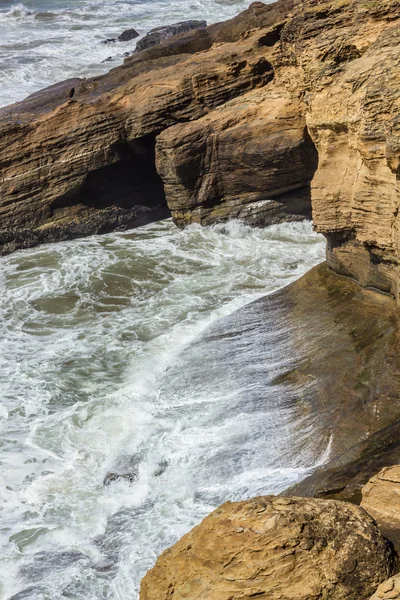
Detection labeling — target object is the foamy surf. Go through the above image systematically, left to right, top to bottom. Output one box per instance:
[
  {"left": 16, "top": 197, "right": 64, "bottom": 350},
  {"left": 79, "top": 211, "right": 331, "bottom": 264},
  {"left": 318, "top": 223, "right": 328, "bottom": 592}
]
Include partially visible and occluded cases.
[
  {"left": 0, "top": 0, "right": 259, "bottom": 108},
  {"left": 0, "top": 219, "right": 327, "bottom": 600}
]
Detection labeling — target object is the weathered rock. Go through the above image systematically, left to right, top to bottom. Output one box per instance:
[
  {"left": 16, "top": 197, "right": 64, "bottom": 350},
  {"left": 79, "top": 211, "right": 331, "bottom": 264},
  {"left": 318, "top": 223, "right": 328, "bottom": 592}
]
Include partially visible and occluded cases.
[
  {"left": 1, "top": 0, "right": 400, "bottom": 259},
  {"left": 0, "top": 10, "right": 277, "bottom": 254},
  {"left": 135, "top": 20, "right": 207, "bottom": 53},
  {"left": 102, "top": 27, "right": 139, "bottom": 44},
  {"left": 118, "top": 28, "right": 139, "bottom": 42},
  {"left": 156, "top": 88, "right": 317, "bottom": 227},
  {"left": 285, "top": 419, "right": 400, "bottom": 507},
  {"left": 361, "top": 466, "right": 400, "bottom": 552},
  {"left": 140, "top": 495, "right": 395, "bottom": 600},
  {"left": 370, "top": 574, "right": 400, "bottom": 600}
]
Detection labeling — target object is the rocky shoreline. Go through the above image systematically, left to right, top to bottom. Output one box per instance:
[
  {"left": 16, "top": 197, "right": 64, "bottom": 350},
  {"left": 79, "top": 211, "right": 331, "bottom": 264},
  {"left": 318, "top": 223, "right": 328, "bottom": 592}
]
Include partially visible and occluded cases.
[{"left": 1, "top": 0, "right": 400, "bottom": 597}]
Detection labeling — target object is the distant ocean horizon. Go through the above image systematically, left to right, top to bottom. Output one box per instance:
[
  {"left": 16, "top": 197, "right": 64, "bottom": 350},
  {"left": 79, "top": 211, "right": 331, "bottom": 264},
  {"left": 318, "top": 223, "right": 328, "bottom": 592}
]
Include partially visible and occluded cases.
[{"left": 0, "top": 0, "right": 256, "bottom": 108}]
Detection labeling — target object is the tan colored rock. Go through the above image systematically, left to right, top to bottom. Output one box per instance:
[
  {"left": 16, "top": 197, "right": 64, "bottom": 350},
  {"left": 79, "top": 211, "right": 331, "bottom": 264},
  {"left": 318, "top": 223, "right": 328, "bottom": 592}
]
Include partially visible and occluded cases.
[
  {"left": 1, "top": 0, "right": 400, "bottom": 274},
  {"left": 0, "top": 3, "right": 278, "bottom": 254},
  {"left": 156, "top": 88, "right": 317, "bottom": 227},
  {"left": 361, "top": 466, "right": 400, "bottom": 551},
  {"left": 140, "top": 495, "right": 395, "bottom": 600},
  {"left": 370, "top": 574, "right": 400, "bottom": 599}
]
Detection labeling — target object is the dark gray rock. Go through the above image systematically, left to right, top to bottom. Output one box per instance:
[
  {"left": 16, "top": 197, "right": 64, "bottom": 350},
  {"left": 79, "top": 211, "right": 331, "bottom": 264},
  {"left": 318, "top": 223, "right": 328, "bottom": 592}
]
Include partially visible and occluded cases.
[
  {"left": 135, "top": 20, "right": 207, "bottom": 53},
  {"left": 102, "top": 28, "right": 139, "bottom": 45},
  {"left": 118, "top": 28, "right": 139, "bottom": 42},
  {"left": 103, "top": 454, "right": 140, "bottom": 486}
]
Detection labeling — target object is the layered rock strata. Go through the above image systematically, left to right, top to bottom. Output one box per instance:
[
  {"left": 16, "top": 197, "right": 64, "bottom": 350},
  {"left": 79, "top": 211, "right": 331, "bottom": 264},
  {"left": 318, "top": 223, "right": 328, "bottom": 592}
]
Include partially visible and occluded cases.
[
  {"left": 2, "top": 0, "right": 400, "bottom": 279},
  {"left": 140, "top": 495, "right": 395, "bottom": 600}
]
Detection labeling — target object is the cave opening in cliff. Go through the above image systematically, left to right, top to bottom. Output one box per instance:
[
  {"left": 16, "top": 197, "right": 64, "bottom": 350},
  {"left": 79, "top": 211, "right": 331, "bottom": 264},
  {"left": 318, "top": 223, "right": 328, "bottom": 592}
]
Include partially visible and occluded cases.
[{"left": 51, "top": 135, "right": 170, "bottom": 229}]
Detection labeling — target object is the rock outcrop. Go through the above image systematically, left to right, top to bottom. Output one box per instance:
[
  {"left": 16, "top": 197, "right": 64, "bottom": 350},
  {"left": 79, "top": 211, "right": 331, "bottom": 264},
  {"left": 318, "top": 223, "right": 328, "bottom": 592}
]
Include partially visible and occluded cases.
[
  {"left": 1, "top": 0, "right": 399, "bottom": 263},
  {"left": 1, "top": 0, "right": 400, "bottom": 308},
  {"left": 156, "top": 89, "right": 317, "bottom": 227},
  {"left": 140, "top": 495, "right": 395, "bottom": 600}
]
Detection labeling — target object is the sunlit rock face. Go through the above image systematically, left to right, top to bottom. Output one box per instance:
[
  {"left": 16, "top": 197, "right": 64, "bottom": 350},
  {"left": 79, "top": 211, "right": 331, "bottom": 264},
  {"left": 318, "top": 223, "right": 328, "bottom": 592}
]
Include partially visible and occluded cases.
[
  {"left": 1, "top": 0, "right": 399, "bottom": 276},
  {"left": 140, "top": 495, "right": 395, "bottom": 600}
]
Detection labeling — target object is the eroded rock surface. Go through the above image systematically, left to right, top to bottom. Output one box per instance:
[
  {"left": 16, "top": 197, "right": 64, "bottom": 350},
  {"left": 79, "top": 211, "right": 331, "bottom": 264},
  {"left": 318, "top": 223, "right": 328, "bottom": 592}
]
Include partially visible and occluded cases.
[
  {"left": 1, "top": 0, "right": 400, "bottom": 268},
  {"left": 156, "top": 89, "right": 317, "bottom": 227},
  {"left": 361, "top": 466, "right": 400, "bottom": 552},
  {"left": 140, "top": 495, "right": 395, "bottom": 600},
  {"left": 370, "top": 574, "right": 400, "bottom": 600}
]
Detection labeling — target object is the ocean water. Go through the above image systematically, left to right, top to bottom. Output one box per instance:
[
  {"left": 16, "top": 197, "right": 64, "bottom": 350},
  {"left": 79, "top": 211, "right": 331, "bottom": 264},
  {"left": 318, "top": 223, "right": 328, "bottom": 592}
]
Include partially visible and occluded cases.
[
  {"left": 0, "top": 0, "right": 257, "bottom": 108},
  {"left": 0, "top": 220, "right": 327, "bottom": 599}
]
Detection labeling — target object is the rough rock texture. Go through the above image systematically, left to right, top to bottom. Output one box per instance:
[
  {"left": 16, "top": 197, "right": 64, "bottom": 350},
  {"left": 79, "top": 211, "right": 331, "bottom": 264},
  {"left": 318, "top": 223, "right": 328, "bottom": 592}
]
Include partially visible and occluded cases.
[
  {"left": 1, "top": 0, "right": 400, "bottom": 269},
  {"left": 0, "top": 3, "right": 282, "bottom": 253},
  {"left": 135, "top": 20, "right": 207, "bottom": 53},
  {"left": 118, "top": 28, "right": 140, "bottom": 42},
  {"left": 156, "top": 89, "right": 317, "bottom": 226},
  {"left": 361, "top": 466, "right": 400, "bottom": 552},
  {"left": 140, "top": 496, "right": 395, "bottom": 600},
  {"left": 370, "top": 574, "right": 400, "bottom": 600}
]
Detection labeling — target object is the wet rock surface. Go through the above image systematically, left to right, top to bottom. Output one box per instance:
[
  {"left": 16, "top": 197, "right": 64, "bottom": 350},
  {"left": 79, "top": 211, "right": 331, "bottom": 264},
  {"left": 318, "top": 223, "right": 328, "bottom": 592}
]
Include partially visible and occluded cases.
[
  {"left": 135, "top": 20, "right": 207, "bottom": 53},
  {"left": 140, "top": 495, "right": 395, "bottom": 600}
]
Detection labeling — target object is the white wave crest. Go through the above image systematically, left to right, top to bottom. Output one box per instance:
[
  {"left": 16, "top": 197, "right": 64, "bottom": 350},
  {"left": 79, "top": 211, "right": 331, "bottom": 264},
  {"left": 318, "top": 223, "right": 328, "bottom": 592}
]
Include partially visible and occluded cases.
[{"left": 0, "top": 3, "right": 34, "bottom": 20}]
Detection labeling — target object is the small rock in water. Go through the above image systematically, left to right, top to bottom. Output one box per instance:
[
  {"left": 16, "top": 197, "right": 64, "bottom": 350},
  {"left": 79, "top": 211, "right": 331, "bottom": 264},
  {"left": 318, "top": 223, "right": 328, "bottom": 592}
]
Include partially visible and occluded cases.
[
  {"left": 135, "top": 20, "right": 207, "bottom": 53},
  {"left": 102, "top": 28, "right": 139, "bottom": 45},
  {"left": 118, "top": 28, "right": 140, "bottom": 42},
  {"left": 103, "top": 454, "right": 140, "bottom": 486},
  {"left": 154, "top": 460, "right": 168, "bottom": 477},
  {"left": 104, "top": 470, "right": 139, "bottom": 485}
]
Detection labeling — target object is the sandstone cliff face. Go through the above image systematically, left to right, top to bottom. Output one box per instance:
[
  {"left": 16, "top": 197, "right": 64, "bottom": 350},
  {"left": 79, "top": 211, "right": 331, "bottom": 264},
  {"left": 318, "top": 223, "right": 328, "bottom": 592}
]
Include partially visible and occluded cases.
[
  {"left": 2, "top": 0, "right": 400, "bottom": 277},
  {"left": 0, "top": 4, "right": 280, "bottom": 254},
  {"left": 156, "top": 89, "right": 317, "bottom": 226},
  {"left": 140, "top": 495, "right": 395, "bottom": 600}
]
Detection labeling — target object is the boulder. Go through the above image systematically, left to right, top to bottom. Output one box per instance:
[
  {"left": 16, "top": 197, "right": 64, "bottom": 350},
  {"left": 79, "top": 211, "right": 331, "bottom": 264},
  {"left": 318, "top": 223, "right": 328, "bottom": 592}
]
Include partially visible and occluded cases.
[
  {"left": 135, "top": 20, "right": 207, "bottom": 53},
  {"left": 102, "top": 28, "right": 139, "bottom": 44},
  {"left": 118, "top": 28, "right": 139, "bottom": 42},
  {"left": 361, "top": 466, "right": 400, "bottom": 552},
  {"left": 140, "top": 495, "right": 395, "bottom": 600}
]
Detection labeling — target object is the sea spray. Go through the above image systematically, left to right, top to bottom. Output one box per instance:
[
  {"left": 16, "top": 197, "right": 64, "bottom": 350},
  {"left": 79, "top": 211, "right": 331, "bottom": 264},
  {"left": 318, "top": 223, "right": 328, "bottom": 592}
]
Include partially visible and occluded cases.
[{"left": 0, "top": 219, "right": 326, "bottom": 599}]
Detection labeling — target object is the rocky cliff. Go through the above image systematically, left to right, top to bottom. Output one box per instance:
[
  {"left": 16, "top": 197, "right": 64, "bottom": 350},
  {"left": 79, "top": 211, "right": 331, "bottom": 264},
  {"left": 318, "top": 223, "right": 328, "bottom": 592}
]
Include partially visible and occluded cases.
[{"left": 1, "top": 0, "right": 400, "bottom": 297}]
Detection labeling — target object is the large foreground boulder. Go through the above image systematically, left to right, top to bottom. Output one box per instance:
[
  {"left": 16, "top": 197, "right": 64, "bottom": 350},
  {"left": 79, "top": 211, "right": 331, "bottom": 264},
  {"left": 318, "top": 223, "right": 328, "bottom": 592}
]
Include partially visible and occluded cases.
[{"left": 140, "top": 496, "right": 395, "bottom": 600}]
